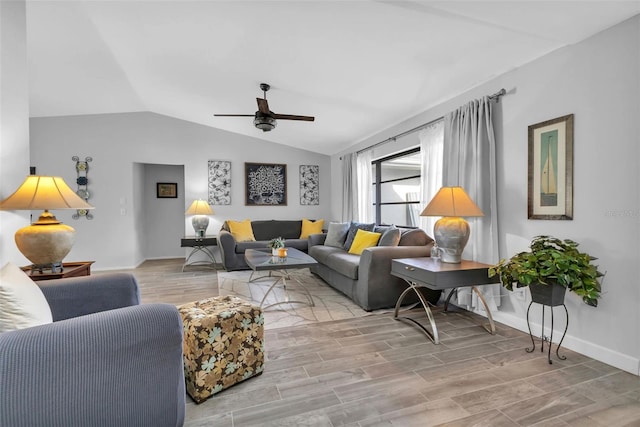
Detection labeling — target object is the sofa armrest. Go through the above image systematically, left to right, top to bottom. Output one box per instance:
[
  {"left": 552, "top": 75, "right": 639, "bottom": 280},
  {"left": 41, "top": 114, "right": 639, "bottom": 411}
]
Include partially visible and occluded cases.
[
  {"left": 218, "top": 229, "right": 237, "bottom": 258},
  {"left": 308, "top": 233, "right": 327, "bottom": 248},
  {"left": 355, "top": 244, "right": 433, "bottom": 310},
  {"left": 37, "top": 273, "right": 140, "bottom": 321},
  {"left": 0, "top": 303, "right": 185, "bottom": 427}
]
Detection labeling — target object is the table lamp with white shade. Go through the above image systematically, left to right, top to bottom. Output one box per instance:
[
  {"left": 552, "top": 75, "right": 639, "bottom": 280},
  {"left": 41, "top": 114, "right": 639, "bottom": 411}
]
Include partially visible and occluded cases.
[
  {"left": 0, "top": 176, "right": 94, "bottom": 272},
  {"left": 420, "top": 186, "right": 484, "bottom": 263},
  {"left": 185, "top": 199, "right": 214, "bottom": 237}
]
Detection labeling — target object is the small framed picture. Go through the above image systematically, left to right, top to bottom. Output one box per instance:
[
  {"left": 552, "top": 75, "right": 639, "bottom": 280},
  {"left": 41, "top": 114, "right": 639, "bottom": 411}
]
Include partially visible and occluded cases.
[{"left": 157, "top": 182, "right": 178, "bottom": 198}]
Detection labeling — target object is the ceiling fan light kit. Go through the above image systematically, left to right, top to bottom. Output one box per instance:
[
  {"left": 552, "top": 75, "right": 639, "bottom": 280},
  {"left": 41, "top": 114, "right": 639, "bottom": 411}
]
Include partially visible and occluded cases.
[
  {"left": 215, "top": 83, "right": 314, "bottom": 132},
  {"left": 254, "top": 114, "right": 277, "bottom": 132}
]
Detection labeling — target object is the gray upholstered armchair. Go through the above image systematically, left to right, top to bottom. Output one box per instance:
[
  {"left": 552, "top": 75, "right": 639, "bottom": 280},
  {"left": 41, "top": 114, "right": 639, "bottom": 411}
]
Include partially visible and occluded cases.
[{"left": 0, "top": 273, "right": 185, "bottom": 427}]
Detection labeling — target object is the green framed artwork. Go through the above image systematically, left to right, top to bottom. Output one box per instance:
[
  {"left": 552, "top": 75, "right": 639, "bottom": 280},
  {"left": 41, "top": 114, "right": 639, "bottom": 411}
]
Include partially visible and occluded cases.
[{"left": 528, "top": 114, "right": 573, "bottom": 220}]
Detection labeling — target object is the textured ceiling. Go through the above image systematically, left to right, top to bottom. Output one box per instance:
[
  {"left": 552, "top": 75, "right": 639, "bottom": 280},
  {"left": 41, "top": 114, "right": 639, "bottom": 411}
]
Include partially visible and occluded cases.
[{"left": 26, "top": 1, "right": 640, "bottom": 155}]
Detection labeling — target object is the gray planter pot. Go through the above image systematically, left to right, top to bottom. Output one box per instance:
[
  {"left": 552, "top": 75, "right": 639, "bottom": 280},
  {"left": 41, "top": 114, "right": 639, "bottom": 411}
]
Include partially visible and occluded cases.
[{"left": 529, "top": 281, "right": 567, "bottom": 306}]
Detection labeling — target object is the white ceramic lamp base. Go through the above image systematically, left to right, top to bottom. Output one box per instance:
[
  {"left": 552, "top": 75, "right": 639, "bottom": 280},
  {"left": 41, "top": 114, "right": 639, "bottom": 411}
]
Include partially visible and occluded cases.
[{"left": 433, "top": 216, "right": 470, "bottom": 263}]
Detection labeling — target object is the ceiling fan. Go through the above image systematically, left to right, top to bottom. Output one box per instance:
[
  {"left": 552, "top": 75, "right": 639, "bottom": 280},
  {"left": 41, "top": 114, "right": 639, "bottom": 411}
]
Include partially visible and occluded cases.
[{"left": 214, "top": 83, "right": 315, "bottom": 132}]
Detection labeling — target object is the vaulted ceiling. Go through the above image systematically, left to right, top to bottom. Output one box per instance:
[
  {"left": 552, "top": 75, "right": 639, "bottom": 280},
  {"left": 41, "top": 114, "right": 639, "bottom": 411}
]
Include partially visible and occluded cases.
[{"left": 26, "top": 1, "right": 640, "bottom": 155}]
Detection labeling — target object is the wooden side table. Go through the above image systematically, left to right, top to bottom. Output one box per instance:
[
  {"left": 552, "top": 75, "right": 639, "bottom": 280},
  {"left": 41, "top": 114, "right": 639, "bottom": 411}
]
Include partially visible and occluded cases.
[
  {"left": 391, "top": 257, "right": 497, "bottom": 344},
  {"left": 21, "top": 261, "right": 95, "bottom": 281}
]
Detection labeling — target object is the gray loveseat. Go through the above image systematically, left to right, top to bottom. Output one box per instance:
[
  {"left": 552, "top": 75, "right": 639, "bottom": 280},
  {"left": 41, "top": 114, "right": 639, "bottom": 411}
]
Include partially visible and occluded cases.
[
  {"left": 218, "top": 220, "right": 311, "bottom": 271},
  {"left": 308, "top": 227, "right": 440, "bottom": 311},
  {"left": 0, "top": 273, "right": 186, "bottom": 427}
]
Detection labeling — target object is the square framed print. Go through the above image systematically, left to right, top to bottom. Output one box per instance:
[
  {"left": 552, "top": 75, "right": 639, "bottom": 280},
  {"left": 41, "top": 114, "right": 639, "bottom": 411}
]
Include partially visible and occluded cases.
[
  {"left": 528, "top": 114, "right": 573, "bottom": 220},
  {"left": 245, "top": 162, "right": 287, "bottom": 206},
  {"left": 157, "top": 182, "right": 178, "bottom": 199}
]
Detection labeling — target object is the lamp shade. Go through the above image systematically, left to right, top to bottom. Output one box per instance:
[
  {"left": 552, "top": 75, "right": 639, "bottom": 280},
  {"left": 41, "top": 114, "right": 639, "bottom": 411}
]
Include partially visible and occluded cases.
[
  {"left": 0, "top": 176, "right": 94, "bottom": 210},
  {"left": 420, "top": 186, "right": 484, "bottom": 217},
  {"left": 185, "top": 199, "right": 214, "bottom": 216}
]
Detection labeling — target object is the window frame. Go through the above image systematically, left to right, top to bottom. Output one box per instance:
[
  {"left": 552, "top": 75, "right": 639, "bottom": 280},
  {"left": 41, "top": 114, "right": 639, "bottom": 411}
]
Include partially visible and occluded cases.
[{"left": 372, "top": 147, "right": 421, "bottom": 227}]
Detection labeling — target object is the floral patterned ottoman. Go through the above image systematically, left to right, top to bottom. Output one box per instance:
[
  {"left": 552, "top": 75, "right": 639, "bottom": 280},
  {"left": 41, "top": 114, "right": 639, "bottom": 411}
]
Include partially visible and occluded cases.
[{"left": 178, "top": 296, "right": 265, "bottom": 403}]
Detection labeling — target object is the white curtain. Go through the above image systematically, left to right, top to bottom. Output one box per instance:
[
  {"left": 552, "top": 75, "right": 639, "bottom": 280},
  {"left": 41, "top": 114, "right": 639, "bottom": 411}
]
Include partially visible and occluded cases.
[
  {"left": 443, "top": 97, "right": 500, "bottom": 311},
  {"left": 419, "top": 120, "right": 444, "bottom": 239},
  {"left": 342, "top": 150, "right": 373, "bottom": 223},
  {"left": 356, "top": 150, "right": 373, "bottom": 223},
  {"left": 341, "top": 153, "right": 358, "bottom": 221}
]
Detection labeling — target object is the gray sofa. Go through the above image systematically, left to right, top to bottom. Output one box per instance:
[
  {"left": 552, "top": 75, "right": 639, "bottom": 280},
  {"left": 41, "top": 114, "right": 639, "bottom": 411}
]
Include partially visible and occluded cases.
[
  {"left": 218, "top": 219, "right": 311, "bottom": 271},
  {"left": 309, "top": 228, "right": 441, "bottom": 311},
  {"left": 0, "top": 273, "right": 186, "bottom": 427}
]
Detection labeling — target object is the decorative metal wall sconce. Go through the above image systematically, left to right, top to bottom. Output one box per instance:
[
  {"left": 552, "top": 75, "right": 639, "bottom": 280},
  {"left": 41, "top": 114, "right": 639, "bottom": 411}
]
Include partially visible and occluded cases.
[{"left": 72, "top": 156, "right": 93, "bottom": 220}]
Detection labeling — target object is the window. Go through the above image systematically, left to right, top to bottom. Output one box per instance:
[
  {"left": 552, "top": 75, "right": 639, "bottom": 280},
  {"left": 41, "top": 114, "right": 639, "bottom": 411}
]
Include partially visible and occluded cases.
[{"left": 372, "top": 148, "right": 421, "bottom": 227}]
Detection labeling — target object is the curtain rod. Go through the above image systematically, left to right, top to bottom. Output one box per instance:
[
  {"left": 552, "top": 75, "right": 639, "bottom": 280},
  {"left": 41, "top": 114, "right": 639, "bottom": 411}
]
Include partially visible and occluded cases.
[
  {"left": 346, "top": 87, "right": 506, "bottom": 157},
  {"left": 355, "top": 116, "right": 443, "bottom": 155}
]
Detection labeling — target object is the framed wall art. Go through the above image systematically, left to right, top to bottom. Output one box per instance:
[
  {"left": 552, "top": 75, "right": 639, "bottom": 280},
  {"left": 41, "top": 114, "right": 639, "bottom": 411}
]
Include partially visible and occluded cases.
[
  {"left": 528, "top": 114, "right": 573, "bottom": 220},
  {"left": 208, "top": 160, "right": 231, "bottom": 205},
  {"left": 245, "top": 162, "right": 287, "bottom": 206},
  {"left": 299, "top": 165, "right": 319, "bottom": 205},
  {"left": 157, "top": 182, "right": 178, "bottom": 199}
]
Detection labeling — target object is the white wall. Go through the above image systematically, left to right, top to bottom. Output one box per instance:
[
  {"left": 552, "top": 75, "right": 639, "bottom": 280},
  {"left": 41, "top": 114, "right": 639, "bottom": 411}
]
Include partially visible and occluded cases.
[
  {"left": 0, "top": 0, "right": 31, "bottom": 266},
  {"left": 332, "top": 16, "right": 640, "bottom": 374},
  {"left": 29, "top": 112, "right": 332, "bottom": 270}
]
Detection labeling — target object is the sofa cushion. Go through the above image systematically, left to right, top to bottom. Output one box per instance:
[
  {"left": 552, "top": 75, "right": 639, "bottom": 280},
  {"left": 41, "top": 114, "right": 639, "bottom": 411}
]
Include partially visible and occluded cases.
[
  {"left": 300, "top": 218, "right": 324, "bottom": 239},
  {"left": 228, "top": 219, "right": 256, "bottom": 242},
  {"left": 251, "top": 220, "right": 302, "bottom": 240},
  {"left": 324, "top": 222, "right": 350, "bottom": 248},
  {"left": 343, "top": 222, "right": 375, "bottom": 251},
  {"left": 378, "top": 225, "right": 401, "bottom": 247},
  {"left": 399, "top": 228, "right": 432, "bottom": 246},
  {"left": 348, "top": 230, "right": 381, "bottom": 255},
  {"left": 236, "top": 239, "right": 308, "bottom": 254},
  {"left": 283, "top": 239, "right": 308, "bottom": 252},
  {"left": 236, "top": 241, "right": 270, "bottom": 253},
  {"left": 309, "top": 245, "right": 344, "bottom": 265},
  {"left": 326, "top": 252, "right": 360, "bottom": 280},
  {"left": 0, "top": 262, "right": 53, "bottom": 332}
]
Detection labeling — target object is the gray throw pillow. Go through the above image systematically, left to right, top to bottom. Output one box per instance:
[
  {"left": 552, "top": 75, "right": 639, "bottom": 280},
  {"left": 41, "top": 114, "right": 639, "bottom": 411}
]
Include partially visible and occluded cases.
[
  {"left": 324, "top": 222, "right": 350, "bottom": 248},
  {"left": 343, "top": 222, "right": 375, "bottom": 251},
  {"left": 378, "top": 225, "right": 401, "bottom": 247},
  {"left": 398, "top": 228, "right": 430, "bottom": 246}
]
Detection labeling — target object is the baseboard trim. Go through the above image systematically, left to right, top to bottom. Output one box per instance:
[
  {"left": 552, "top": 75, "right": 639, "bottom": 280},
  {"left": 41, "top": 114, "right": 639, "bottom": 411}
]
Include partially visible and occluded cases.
[
  {"left": 92, "top": 257, "right": 184, "bottom": 272},
  {"left": 492, "top": 311, "right": 639, "bottom": 376}
]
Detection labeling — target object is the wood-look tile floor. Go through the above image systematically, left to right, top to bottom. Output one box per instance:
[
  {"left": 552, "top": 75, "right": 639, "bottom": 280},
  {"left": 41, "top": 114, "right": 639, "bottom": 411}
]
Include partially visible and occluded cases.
[{"left": 110, "top": 259, "right": 640, "bottom": 426}]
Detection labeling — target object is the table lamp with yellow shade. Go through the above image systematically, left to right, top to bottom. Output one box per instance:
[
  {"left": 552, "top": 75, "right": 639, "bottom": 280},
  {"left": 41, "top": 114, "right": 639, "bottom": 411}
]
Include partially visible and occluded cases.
[
  {"left": 0, "top": 176, "right": 94, "bottom": 272},
  {"left": 420, "top": 186, "right": 484, "bottom": 263},
  {"left": 185, "top": 199, "right": 214, "bottom": 237}
]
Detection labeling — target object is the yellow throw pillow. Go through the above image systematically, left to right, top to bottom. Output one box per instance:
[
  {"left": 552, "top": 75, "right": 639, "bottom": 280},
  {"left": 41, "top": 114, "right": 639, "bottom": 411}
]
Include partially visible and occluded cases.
[
  {"left": 300, "top": 218, "right": 324, "bottom": 239},
  {"left": 227, "top": 219, "right": 256, "bottom": 242},
  {"left": 348, "top": 229, "right": 381, "bottom": 255}
]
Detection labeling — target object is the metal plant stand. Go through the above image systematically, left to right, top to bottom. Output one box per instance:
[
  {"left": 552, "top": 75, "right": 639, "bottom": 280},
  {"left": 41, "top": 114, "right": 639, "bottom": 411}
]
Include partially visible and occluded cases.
[{"left": 526, "top": 301, "right": 568, "bottom": 364}]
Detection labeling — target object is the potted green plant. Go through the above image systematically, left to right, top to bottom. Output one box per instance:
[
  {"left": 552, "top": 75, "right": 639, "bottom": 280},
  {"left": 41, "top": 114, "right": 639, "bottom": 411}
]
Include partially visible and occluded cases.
[
  {"left": 488, "top": 235, "right": 604, "bottom": 307},
  {"left": 267, "top": 237, "right": 286, "bottom": 256}
]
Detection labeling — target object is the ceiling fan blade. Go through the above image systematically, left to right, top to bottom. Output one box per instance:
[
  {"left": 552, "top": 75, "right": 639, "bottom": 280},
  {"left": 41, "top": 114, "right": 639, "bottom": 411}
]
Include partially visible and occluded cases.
[
  {"left": 256, "top": 98, "right": 270, "bottom": 114},
  {"left": 214, "top": 114, "right": 255, "bottom": 117},
  {"left": 272, "top": 114, "right": 315, "bottom": 122}
]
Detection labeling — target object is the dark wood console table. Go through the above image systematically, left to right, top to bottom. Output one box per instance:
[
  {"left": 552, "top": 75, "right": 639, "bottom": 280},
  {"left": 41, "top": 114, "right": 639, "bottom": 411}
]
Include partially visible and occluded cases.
[
  {"left": 180, "top": 236, "right": 218, "bottom": 271},
  {"left": 391, "top": 257, "right": 497, "bottom": 344},
  {"left": 21, "top": 261, "right": 94, "bottom": 281}
]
